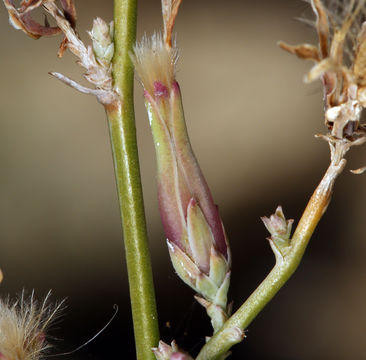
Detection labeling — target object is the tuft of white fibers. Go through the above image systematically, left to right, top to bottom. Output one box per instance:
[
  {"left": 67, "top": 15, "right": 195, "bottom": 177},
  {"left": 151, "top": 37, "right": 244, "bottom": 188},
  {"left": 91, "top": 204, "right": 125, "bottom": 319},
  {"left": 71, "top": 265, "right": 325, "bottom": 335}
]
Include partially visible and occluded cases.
[
  {"left": 131, "top": 33, "right": 179, "bottom": 95},
  {"left": 0, "top": 291, "right": 64, "bottom": 360}
]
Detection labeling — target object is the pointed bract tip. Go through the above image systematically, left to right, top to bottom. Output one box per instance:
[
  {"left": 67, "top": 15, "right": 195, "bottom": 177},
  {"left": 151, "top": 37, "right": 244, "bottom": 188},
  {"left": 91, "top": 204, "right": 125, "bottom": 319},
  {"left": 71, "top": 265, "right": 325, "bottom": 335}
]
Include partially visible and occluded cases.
[
  {"left": 162, "top": 0, "right": 183, "bottom": 49},
  {"left": 89, "top": 17, "right": 114, "bottom": 66},
  {"left": 350, "top": 166, "right": 366, "bottom": 174},
  {"left": 262, "top": 206, "right": 293, "bottom": 244},
  {"left": 152, "top": 340, "right": 176, "bottom": 360},
  {"left": 153, "top": 340, "right": 193, "bottom": 360}
]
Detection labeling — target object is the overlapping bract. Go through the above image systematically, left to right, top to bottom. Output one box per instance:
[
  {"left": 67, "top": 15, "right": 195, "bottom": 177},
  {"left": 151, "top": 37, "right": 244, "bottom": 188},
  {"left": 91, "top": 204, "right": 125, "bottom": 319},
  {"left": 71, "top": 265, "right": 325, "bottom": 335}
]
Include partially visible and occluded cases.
[
  {"left": 132, "top": 35, "right": 231, "bottom": 332},
  {"left": 262, "top": 206, "right": 293, "bottom": 256}
]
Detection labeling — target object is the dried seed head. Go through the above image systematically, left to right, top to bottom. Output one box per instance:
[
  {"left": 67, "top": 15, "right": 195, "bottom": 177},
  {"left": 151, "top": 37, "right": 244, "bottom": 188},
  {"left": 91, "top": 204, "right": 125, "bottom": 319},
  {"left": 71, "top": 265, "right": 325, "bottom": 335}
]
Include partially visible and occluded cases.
[
  {"left": 280, "top": 0, "right": 366, "bottom": 171},
  {"left": 326, "top": 0, "right": 366, "bottom": 62},
  {"left": 0, "top": 291, "right": 64, "bottom": 360}
]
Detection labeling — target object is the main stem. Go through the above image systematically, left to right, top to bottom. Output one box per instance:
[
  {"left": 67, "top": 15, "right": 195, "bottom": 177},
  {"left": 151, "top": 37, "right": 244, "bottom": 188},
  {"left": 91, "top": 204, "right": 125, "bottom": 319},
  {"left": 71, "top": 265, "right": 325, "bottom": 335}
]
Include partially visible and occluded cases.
[
  {"left": 108, "top": 1, "right": 160, "bottom": 359},
  {"left": 197, "top": 158, "right": 344, "bottom": 360}
]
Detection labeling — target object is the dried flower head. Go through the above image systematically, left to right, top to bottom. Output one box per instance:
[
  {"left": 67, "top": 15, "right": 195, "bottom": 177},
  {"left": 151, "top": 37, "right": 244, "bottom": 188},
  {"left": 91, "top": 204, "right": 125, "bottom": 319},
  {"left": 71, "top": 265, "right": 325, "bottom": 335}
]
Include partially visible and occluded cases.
[
  {"left": 279, "top": 0, "right": 366, "bottom": 171},
  {"left": 0, "top": 291, "right": 64, "bottom": 360}
]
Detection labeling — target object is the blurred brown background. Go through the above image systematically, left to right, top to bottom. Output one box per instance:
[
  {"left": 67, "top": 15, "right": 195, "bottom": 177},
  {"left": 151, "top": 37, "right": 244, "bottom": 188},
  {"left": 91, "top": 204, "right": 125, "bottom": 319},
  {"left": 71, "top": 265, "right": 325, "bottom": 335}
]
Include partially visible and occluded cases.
[{"left": 1, "top": 0, "right": 366, "bottom": 359}]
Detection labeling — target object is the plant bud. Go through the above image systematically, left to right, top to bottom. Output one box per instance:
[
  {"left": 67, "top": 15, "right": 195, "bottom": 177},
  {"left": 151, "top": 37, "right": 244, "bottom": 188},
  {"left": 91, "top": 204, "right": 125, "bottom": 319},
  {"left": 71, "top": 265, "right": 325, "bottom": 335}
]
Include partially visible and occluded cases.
[
  {"left": 89, "top": 18, "right": 114, "bottom": 66},
  {"left": 132, "top": 34, "right": 230, "bottom": 331},
  {"left": 261, "top": 206, "right": 293, "bottom": 253},
  {"left": 153, "top": 341, "right": 193, "bottom": 360}
]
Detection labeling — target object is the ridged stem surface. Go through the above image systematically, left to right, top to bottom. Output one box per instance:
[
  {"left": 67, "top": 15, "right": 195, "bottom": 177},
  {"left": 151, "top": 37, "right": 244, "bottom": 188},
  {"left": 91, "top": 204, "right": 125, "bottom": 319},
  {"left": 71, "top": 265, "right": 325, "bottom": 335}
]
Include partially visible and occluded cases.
[{"left": 108, "top": 1, "right": 160, "bottom": 359}]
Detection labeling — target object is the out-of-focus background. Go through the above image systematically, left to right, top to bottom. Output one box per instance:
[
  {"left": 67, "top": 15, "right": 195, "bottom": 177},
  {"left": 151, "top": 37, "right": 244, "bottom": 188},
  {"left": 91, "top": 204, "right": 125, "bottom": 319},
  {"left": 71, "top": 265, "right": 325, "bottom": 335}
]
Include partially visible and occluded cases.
[{"left": 1, "top": 0, "right": 366, "bottom": 359}]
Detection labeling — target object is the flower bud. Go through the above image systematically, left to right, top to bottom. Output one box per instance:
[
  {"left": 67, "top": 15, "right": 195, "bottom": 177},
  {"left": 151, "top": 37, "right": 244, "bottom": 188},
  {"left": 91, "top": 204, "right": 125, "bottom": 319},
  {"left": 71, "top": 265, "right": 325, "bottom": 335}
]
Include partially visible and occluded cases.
[
  {"left": 89, "top": 18, "right": 114, "bottom": 66},
  {"left": 132, "top": 34, "right": 230, "bottom": 331},
  {"left": 261, "top": 206, "right": 293, "bottom": 253},
  {"left": 153, "top": 341, "right": 193, "bottom": 360},
  {"left": 153, "top": 341, "right": 177, "bottom": 360}
]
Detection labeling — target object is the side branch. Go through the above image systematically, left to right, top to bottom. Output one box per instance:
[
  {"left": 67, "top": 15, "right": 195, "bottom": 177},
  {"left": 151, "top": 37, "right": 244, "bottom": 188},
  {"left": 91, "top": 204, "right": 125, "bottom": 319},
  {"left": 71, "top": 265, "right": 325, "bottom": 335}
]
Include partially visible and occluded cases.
[{"left": 196, "top": 145, "right": 346, "bottom": 360}]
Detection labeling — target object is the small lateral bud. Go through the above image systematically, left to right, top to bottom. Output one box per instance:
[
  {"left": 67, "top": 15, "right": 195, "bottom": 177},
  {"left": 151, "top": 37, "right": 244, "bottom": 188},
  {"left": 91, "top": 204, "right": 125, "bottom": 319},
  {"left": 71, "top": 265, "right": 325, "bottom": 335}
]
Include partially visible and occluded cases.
[
  {"left": 89, "top": 18, "right": 114, "bottom": 66},
  {"left": 262, "top": 206, "right": 293, "bottom": 253},
  {"left": 153, "top": 341, "right": 193, "bottom": 360},
  {"left": 153, "top": 341, "right": 176, "bottom": 360}
]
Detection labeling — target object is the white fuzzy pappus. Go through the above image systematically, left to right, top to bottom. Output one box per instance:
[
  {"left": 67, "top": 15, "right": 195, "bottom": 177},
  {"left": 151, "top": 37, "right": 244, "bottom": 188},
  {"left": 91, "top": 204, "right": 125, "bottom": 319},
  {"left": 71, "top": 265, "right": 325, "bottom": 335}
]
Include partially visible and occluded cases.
[
  {"left": 131, "top": 33, "right": 179, "bottom": 94},
  {"left": 0, "top": 291, "right": 64, "bottom": 360}
]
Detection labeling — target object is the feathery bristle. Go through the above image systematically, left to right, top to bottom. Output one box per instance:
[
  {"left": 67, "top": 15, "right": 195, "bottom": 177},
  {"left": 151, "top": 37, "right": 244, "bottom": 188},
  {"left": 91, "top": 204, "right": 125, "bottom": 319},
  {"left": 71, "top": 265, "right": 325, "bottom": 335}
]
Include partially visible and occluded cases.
[
  {"left": 322, "top": 0, "right": 366, "bottom": 62},
  {"left": 131, "top": 33, "right": 178, "bottom": 95},
  {"left": 0, "top": 291, "right": 64, "bottom": 360}
]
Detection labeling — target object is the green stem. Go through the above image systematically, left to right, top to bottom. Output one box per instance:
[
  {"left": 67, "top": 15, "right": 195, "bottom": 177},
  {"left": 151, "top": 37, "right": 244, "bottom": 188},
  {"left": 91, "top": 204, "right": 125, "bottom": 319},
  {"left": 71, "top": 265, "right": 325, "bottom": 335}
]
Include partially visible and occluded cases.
[
  {"left": 107, "top": 1, "right": 160, "bottom": 359},
  {"left": 197, "top": 160, "right": 344, "bottom": 360}
]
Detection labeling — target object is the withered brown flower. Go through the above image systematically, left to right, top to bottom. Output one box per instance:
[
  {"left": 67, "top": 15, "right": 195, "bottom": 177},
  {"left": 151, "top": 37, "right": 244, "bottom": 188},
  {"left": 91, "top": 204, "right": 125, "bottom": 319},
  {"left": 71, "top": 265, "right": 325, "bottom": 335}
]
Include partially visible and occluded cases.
[
  {"left": 3, "top": 0, "right": 76, "bottom": 42},
  {"left": 280, "top": 0, "right": 366, "bottom": 142},
  {"left": 280, "top": 0, "right": 366, "bottom": 172}
]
